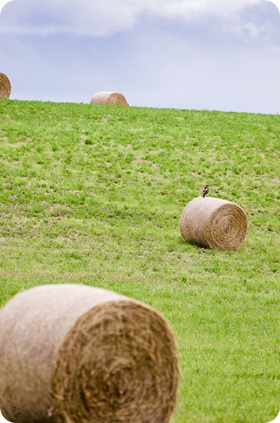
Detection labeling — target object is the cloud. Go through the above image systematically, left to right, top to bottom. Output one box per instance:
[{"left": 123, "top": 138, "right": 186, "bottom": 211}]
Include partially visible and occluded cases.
[
  {"left": 0, "top": 0, "right": 265, "bottom": 36},
  {"left": 1, "top": 0, "right": 279, "bottom": 113}
]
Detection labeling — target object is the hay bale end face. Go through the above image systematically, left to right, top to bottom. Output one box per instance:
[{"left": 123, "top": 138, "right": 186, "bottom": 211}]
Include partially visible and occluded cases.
[
  {"left": 0, "top": 73, "right": 11, "bottom": 99},
  {"left": 90, "top": 91, "right": 129, "bottom": 106},
  {"left": 180, "top": 196, "right": 248, "bottom": 250},
  {"left": 0, "top": 284, "right": 179, "bottom": 423}
]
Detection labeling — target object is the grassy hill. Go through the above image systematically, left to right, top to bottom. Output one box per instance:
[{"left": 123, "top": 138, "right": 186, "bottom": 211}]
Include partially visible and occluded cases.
[{"left": 0, "top": 99, "right": 279, "bottom": 422}]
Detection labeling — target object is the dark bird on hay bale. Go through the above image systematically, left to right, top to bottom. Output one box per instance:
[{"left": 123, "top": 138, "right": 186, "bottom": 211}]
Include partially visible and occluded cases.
[{"left": 202, "top": 185, "right": 209, "bottom": 198}]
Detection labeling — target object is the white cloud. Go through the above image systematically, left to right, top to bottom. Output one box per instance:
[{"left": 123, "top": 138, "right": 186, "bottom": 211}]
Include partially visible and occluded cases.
[
  {"left": 0, "top": 0, "right": 264, "bottom": 36},
  {"left": 1, "top": 0, "right": 279, "bottom": 113}
]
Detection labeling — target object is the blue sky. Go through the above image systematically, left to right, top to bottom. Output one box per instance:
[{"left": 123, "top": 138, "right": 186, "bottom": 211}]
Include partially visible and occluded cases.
[{"left": 0, "top": 0, "right": 279, "bottom": 113}]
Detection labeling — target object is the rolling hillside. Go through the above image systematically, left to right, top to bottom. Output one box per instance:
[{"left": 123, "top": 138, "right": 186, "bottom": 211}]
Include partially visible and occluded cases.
[{"left": 0, "top": 99, "right": 279, "bottom": 422}]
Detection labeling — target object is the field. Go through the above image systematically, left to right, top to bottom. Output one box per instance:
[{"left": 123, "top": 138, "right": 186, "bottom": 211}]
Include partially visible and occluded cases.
[{"left": 0, "top": 99, "right": 279, "bottom": 422}]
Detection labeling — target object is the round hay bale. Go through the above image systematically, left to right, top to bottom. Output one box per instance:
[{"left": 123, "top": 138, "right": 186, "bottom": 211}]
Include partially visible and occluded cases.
[
  {"left": 0, "top": 73, "right": 11, "bottom": 99},
  {"left": 90, "top": 91, "right": 129, "bottom": 106},
  {"left": 180, "top": 196, "right": 248, "bottom": 250},
  {"left": 0, "top": 284, "right": 179, "bottom": 423}
]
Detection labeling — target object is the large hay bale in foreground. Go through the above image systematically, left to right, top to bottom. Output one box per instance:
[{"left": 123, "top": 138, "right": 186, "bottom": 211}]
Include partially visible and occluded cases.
[
  {"left": 0, "top": 73, "right": 11, "bottom": 99},
  {"left": 90, "top": 91, "right": 129, "bottom": 105},
  {"left": 180, "top": 197, "right": 248, "bottom": 250},
  {"left": 0, "top": 284, "right": 179, "bottom": 423}
]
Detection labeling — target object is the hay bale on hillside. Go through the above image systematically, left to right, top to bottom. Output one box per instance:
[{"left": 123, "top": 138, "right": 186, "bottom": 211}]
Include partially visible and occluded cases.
[
  {"left": 0, "top": 73, "right": 11, "bottom": 99},
  {"left": 90, "top": 91, "right": 129, "bottom": 106},
  {"left": 180, "top": 197, "right": 248, "bottom": 250},
  {"left": 0, "top": 284, "right": 179, "bottom": 423}
]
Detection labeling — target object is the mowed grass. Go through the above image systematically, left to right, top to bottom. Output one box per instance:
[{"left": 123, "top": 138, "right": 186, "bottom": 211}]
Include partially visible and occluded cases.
[{"left": 0, "top": 99, "right": 279, "bottom": 422}]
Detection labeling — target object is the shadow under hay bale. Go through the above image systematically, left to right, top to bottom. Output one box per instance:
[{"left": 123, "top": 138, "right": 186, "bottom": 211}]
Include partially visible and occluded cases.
[
  {"left": 0, "top": 73, "right": 11, "bottom": 99},
  {"left": 90, "top": 91, "right": 129, "bottom": 106},
  {"left": 180, "top": 196, "right": 248, "bottom": 250},
  {"left": 0, "top": 284, "right": 179, "bottom": 423}
]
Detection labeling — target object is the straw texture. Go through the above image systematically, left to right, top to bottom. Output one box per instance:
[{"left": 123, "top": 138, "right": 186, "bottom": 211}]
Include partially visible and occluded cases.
[
  {"left": 0, "top": 73, "right": 11, "bottom": 99},
  {"left": 90, "top": 91, "right": 129, "bottom": 105},
  {"left": 180, "top": 196, "right": 248, "bottom": 250},
  {"left": 0, "top": 284, "right": 179, "bottom": 423}
]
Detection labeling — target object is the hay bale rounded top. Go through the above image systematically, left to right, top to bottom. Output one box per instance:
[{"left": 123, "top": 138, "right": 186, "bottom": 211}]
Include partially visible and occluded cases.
[
  {"left": 0, "top": 73, "right": 11, "bottom": 99},
  {"left": 90, "top": 91, "right": 129, "bottom": 106},
  {"left": 180, "top": 196, "right": 248, "bottom": 250},
  {"left": 0, "top": 284, "right": 179, "bottom": 423}
]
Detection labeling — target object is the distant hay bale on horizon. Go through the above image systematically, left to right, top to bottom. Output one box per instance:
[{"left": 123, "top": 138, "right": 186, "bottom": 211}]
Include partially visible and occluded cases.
[
  {"left": 0, "top": 73, "right": 11, "bottom": 99},
  {"left": 90, "top": 91, "right": 129, "bottom": 106},
  {"left": 180, "top": 196, "right": 248, "bottom": 250},
  {"left": 0, "top": 284, "right": 179, "bottom": 423}
]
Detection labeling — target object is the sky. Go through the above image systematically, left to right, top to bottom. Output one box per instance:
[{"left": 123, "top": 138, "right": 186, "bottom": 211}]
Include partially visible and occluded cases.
[{"left": 0, "top": 0, "right": 280, "bottom": 114}]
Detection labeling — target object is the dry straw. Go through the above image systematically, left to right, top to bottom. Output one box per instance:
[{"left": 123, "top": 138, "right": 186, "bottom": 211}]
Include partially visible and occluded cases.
[
  {"left": 0, "top": 73, "right": 11, "bottom": 99},
  {"left": 90, "top": 91, "right": 129, "bottom": 106},
  {"left": 180, "top": 196, "right": 248, "bottom": 250},
  {"left": 0, "top": 284, "right": 179, "bottom": 423}
]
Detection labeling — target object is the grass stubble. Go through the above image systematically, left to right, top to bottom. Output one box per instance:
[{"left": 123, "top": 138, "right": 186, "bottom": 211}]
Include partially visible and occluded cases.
[{"left": 0, "top": 99, "right": 279, "bottom": 422}]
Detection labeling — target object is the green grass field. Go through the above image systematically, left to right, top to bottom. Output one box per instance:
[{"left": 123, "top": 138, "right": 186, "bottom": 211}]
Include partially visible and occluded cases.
[{"left": 0, "top": 99, "right": 279, "bottom": 422}]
